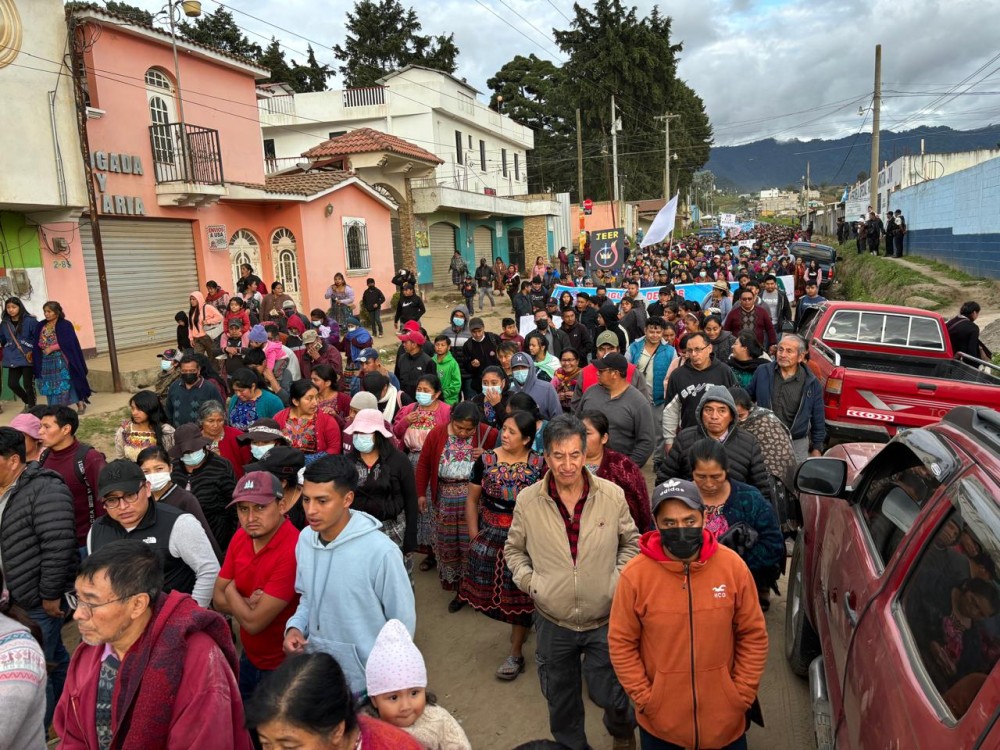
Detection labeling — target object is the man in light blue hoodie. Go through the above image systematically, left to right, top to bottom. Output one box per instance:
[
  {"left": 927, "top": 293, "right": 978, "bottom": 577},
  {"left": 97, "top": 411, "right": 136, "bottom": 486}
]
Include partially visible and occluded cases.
[{"left": 282, "top": 455, "right": 415, "bottom": 695}]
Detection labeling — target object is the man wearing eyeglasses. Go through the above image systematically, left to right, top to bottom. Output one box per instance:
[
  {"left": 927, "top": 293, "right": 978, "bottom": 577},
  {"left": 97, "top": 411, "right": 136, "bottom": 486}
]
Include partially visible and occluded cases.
[
  {"left": 660, "top": 332, "right": 737, "bottom": 460},
  {"left": 0, "top": 425, "right": 76, "bottom": 727},
  {"left": 88, "top": 460, "right": 219, "bottom": 607},
  {"left": 54, "top": 540, "right": 253, "bottom": 749}
]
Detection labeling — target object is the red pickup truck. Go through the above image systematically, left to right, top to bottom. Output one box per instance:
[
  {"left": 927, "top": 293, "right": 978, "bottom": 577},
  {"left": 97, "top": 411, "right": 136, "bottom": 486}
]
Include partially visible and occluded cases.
[
  {"left": 798, "top": 301, "right": 1000, "bottom": 442},
  {"left": 786, "top": 406, "right": 1000, "bottom": 748}
]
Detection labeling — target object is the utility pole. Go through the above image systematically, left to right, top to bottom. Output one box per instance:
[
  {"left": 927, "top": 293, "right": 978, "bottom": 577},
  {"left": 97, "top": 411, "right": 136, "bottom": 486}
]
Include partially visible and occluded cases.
[
  {"left": 870, "top": 44, "right": 882, "bottom": 212},
  {"left": 611, "top": 96, "right": 620, "bottom": 204},
  {"left": 575, "top": 108, "right": 584, "bottom": 205},
  {"left": 655, "top": 112, "right": 680, "bottom": 200}
]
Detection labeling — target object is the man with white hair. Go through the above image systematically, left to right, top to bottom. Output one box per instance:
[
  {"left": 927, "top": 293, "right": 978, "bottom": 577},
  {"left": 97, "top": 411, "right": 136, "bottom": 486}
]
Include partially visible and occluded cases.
[{"left": 748, "top": 334, "right": 826, "bottom": 462}]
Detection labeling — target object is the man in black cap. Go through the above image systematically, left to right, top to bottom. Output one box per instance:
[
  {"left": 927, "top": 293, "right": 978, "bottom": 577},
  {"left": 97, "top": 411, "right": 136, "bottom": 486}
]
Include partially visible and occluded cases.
[
  {"left": 576, "top": 353, "right": 655, "bottom": 467},
  {"left": 89, "top": 460, "right": 219, "bottom": 606},
  {"left": 609, "top": 478, "right": 768, "bottom": 750}
]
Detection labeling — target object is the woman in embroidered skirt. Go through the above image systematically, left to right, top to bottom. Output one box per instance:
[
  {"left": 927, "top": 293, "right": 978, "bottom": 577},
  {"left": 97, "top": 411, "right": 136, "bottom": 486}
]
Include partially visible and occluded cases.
[
  {"left": 33, "top": 301, "right": 91, "bottom": 413},
  {"left": 392, "top": 374, "right": 451, "bottom": 569},
  {"left": 114, "top": 390, "right": 175, "bottom": 461},
  {"left": 416, "top": 402, "right": 498, "bottom": 610},
  {"left": 458, "top": 410, "right": 545, "bottom": 681}
]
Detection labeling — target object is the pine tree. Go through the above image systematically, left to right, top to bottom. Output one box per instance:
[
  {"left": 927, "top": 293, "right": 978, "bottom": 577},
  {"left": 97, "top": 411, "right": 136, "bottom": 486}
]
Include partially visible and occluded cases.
[
  {"left": 333, "top": 0, "right": 459, "bottom": 88},
  {"left": 177, "top": 7, "right": 262, "bottom": 61}
]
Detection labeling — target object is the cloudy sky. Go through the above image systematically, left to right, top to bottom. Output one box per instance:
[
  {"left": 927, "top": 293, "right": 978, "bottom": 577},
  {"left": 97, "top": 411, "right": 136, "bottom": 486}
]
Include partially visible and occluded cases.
[{"left": 129, "top": 0, "right": 1000, "bottom": 146}]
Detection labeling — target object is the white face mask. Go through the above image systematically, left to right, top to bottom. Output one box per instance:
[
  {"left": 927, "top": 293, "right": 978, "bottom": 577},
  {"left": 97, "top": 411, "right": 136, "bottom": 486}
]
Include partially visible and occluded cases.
[
  {"left": 160, "top": 360, "right": 172, "bottom": 372},
  {"left": 250, "top": 444, "right": 274, "bottom": 460},
  {"left": 181, "top": 449, "right": 206, "bottom": 467},
  {"left": 146, "top": 471, "right": 171, "bottom": 492}
]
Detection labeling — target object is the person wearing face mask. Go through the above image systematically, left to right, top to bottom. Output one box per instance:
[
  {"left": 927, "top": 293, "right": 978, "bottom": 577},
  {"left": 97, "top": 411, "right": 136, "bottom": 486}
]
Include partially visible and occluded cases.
[
  {"left": 529, "top": 309, "right": 571, "bottom": 358},
  {"left": 153, "top": 348, "right": 182, "bottom": 403},
  {"left": 508, "top": 352, "right": 561, "bottom": 420},
  {"left": 471, "top": 366, "right": 510, "bottom": 430},
  {"left": 343, "top": 409, "right": 419, "bottom": 572},
  {"left": 236, "top": 418, "right": 291, "bottom": 464},
  {"left": 169, "top": 423, "right": 238, "bottom": 551},
  {"left": 246, "top": 444, "right": 307, "bottom": 531},
  {"left": 137, "top": 445, "right": 221, "bottom": 561},
  {"left": 89, "top": 460, "right": 219, "bottom": 607},
  {"left": 608, "top": 477, "right": 768, "bottom": 750}
]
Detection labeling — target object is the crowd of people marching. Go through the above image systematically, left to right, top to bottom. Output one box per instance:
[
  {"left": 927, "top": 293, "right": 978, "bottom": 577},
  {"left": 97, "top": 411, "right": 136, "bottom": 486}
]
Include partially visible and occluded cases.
[{"left": 0, "top": 223, "right": 840, "bottom": 750}]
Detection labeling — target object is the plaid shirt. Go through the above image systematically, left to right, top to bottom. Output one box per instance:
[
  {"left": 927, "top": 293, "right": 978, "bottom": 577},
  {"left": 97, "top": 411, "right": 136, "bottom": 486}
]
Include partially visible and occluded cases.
[{"left": 546, "top": 473, "right": 590, "bottom": 563}]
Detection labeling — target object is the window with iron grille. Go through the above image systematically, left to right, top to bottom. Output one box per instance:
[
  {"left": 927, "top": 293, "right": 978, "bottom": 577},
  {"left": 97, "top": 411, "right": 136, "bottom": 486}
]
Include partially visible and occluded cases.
[
  {"left": 455, "top": 131, "right": 463, "bottom": 165},
  {"left": 480, "top": 140, "right": 486, "bottom": 171},
  {"left": 501, "top": 148, "right": 507, "bottom": 177},
  {"left": 514, "top": 153, "right": 520, "bottom": 181},
  {"left": 343, "top": 218, "right": 370, "bottom": 271}
]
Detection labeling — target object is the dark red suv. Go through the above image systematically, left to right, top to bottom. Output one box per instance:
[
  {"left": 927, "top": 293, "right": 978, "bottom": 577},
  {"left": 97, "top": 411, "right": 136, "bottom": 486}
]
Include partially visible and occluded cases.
[{"left": 786, "top": 406, "right": 1000, "bottom": 748}]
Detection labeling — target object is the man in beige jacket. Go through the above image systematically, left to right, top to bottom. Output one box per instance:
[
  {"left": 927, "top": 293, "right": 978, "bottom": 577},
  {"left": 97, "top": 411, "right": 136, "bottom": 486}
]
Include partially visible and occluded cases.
[{"left": 506, "top": 413, "right": 641, "bottom": 750}]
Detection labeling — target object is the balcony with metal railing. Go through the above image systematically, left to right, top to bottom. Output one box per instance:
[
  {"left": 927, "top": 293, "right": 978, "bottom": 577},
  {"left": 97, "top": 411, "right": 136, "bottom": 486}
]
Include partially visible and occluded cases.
[{"left": 149, "top": 122, "right": 228, "bottom": 206}]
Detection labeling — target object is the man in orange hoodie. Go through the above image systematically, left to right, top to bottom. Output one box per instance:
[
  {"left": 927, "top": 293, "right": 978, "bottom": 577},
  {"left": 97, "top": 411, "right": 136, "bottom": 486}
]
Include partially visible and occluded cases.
[{"left": 608, "top": 478, "right": 768, "bottom": 750}]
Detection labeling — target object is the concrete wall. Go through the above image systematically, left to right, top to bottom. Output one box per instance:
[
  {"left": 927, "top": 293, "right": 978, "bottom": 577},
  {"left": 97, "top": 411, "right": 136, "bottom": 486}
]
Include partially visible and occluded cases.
[
  {"left": 0, "top": 0, "right": 88, "bottom": 211},
  {"left": 891, "top": 156, "right": 1000, "bottom": 279}
]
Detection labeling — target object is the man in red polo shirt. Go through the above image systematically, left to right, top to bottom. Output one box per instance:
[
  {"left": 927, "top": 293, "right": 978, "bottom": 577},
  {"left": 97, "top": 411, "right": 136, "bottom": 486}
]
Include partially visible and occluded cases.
[{"left": 212, "top": 471, "right": 299, "bottom": 702}]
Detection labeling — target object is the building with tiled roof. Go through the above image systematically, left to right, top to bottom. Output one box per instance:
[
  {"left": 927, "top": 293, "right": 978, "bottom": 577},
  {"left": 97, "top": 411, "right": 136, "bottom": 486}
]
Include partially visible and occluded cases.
[{"left": 260, "top": 66, "right": 569, "bottom": 289}]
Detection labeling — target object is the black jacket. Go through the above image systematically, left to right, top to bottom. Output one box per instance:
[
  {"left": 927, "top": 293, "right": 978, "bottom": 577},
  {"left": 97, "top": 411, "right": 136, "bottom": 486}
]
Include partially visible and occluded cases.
[
  {"left": 361, "top": 286, "right": 386, "bottom": 312},
  {"left": 394, "top": 295, "right": 426, "bottom": 326},
  {"left": 561, "top": 321, "right": 593, "bottom": 360},
  {"left": 529, "top": 325, "right": 572, "bottom": 358},
  {"left": 463, "top": 332, "right": 502, "bottom": 386},
  {"left": 394, "top": 350, "right": 436, "bottom": 398},
  {"left": 663, "top": 425, "right": 773, "bottom": 501},
  {"left": 349, "top": 447, "right": 418, "bottom": 553},
  {"left": 171, "top": 452, "right": 237, "bottom": 551},
  {"left": 0, "top": 462, "right": 77, "bottom": 609},
  {"left": 90, "top": 501, "right": 195, "bottom": 597}
]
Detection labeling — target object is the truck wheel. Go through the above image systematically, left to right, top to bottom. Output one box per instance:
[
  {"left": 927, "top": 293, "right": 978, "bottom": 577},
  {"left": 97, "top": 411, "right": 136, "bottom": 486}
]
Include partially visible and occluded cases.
[{"left": 785, "top": 531, "right": 821, "bottom": 677}]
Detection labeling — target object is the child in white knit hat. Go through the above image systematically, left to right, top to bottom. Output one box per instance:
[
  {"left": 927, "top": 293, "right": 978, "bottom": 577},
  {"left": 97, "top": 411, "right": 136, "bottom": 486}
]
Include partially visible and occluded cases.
[{"left": 365, "top": 619, "right": 471, "bottom": 750}]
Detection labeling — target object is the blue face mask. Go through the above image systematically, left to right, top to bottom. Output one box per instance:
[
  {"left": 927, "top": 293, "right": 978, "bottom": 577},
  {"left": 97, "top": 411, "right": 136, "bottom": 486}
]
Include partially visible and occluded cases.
[
  {"left": 452, "top": 316, "right": 465, "bottom": 328},
  {"left": 160, "top": 360, "right": 172, "bottom": 372},
  {"left": 512, "top": 369, "right": 528, "bottom": 385},
  {"left": 415, "top": 392, "right": 434, "bottom": 406},
  {"left": 353, "top": 434, "right": 375, "bottom": 453},
  {"left": 250, "top": 444, "right": 273, "bottom": 460},
  {"left": 181, "top": 449, "right": 205, "bottom": 467}
]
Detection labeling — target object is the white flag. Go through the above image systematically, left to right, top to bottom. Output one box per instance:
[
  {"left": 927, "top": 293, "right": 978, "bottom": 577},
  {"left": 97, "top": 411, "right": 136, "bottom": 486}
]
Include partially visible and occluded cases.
[{"left": 641, "top": 193, "right": 679, "bottom": 248}]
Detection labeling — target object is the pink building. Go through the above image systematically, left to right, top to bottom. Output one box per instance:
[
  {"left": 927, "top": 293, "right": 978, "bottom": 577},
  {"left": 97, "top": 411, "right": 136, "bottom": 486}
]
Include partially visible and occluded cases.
[{"left": 55, "top": 6, "right": 395, "bottom": 355}]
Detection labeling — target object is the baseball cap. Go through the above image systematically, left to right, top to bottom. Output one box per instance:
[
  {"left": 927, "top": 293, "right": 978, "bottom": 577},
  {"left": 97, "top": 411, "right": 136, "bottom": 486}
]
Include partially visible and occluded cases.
[
  {"left": 281, "top": 299, "right": 296, "bottom": 309},
  {"left": 469, "top": 317, "right": 485, "bottom": 331},
  {"left": 227, "top": 319, "right": 242, "bottom": 329},
  {"left": 402, "top": 320, "right": 421, "bottom": 333},
  {"left": 301, "top": 329, "right": 319, "bottom": 345},
  {"left": 398, "top": 331, "right": 426, "bottom": 346},
  {"left": 595, "top": 331, "right": 619, "bottom": 350},
  {"left": 355, "top": 347, "right": 380, "bottom": 363},
  {"left": 157, "top": 348, "right": 182, "bottom": 362},
  {"left": 593, "top": 352, "right": 627, "bottom": 376},
  {"left": 9, "top": 413, "right": 41, "bottom": 440},
  {"left": 98, "top": 459, "right": 147, "bottom": 498},
  {"left": 227, "top": 470, "right": 284, "bottom": 508},
  {"left": 651, "top": 478, "right": 704, "bottom": 514}
]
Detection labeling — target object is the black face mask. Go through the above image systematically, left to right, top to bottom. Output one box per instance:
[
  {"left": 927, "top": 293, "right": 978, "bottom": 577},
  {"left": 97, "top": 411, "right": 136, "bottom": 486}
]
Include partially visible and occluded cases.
[
  {"left": 536, "top": 320, "right": 549, "bottom": 330},
  {"left": 180, "top": 373, "right": 199, "bottom": 385},
  {"left": 659, "top": 527, "right": 703, "bottom": 561}
]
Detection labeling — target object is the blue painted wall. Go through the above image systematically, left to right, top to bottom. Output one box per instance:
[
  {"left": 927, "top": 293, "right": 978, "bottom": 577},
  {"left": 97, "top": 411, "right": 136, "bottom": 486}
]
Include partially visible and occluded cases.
[{"left": 891, "top": 156, "right": 1000, "bottom": 278}]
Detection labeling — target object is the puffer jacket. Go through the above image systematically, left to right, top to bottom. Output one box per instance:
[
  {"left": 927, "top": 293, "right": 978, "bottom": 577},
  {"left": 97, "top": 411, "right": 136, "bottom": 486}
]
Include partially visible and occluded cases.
[
  {"left": 626, "top": 338, "right": 675, "bottom": 405},
  {"left": 662, "top": 386, "right": 772, "bottom": 498},
  {"left": 0, "top": 462, "right": 77, "bottom": 609},
  {"left": 505, "top": 470, "right": 639, "bottom": 631},
  {"left": 609, "top": 529, "right": 768, "bottom": 748}
]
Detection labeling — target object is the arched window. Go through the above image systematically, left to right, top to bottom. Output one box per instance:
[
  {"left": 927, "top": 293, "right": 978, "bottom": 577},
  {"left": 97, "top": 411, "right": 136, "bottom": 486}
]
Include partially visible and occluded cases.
[
  {"left": 144, "top": 68, "right": 172, "bottom": 90},
  {"left": 146, "top": 68, "right": 176, "bottom": 167},
  {"left": 270, "top": 228, "right": 300, "bottom": 300},
  {"left": 229, "top": 229, "right": 261, "bottom": 291}
]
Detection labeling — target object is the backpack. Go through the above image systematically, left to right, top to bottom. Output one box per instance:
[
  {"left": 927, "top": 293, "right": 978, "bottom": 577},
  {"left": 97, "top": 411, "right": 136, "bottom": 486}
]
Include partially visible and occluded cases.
[{"left": 40, "top": 442, "right": 103, "bottom": 525}]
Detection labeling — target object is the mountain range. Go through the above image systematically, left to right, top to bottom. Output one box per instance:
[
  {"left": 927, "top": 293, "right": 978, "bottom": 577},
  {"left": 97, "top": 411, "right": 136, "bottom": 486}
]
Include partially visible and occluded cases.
[{"left": 706, "top": 125, "right": 1000, "bottom": 193}]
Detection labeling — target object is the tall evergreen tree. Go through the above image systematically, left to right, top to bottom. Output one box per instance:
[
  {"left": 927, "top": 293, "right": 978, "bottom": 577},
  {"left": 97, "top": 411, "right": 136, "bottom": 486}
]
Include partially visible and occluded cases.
[
  {"left": 333, "top": 0, "right": 459, "bottom": 88},
  {"left": 543, "top": 0, "right": 712, "bottom": 201},
  {"left": 178, "top": 7, "right": 262, "bottom": 60},
  {"left": 258, "top": 38, "right": 294, "bottom": 87}
]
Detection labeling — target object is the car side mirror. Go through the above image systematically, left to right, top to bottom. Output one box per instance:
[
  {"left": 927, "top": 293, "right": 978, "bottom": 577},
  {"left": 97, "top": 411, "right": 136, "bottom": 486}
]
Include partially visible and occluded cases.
[{"left": 795, "top": 457, "right": 847, "bottom": 497}]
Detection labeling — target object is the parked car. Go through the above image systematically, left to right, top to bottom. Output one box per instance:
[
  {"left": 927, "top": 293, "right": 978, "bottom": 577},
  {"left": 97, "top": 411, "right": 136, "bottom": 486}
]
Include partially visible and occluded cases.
[
  {"left": 789, "top": 241, "right": 838, "bottom": 292},
  {"left": 798, "top": 301, "right": 1000, "bottom": 443},
  {"left": 786, "top": 405, "right": 1000, "bottom": 749}
]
